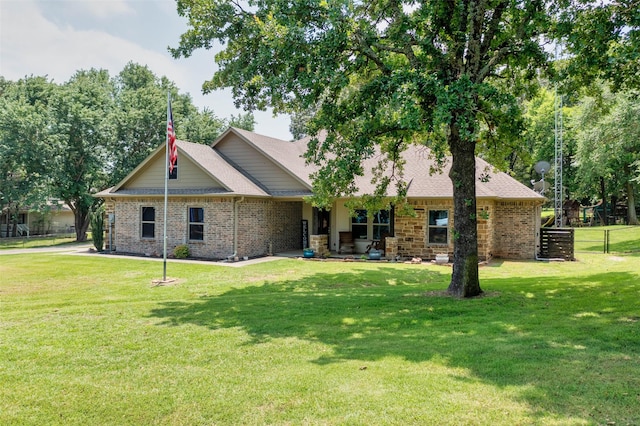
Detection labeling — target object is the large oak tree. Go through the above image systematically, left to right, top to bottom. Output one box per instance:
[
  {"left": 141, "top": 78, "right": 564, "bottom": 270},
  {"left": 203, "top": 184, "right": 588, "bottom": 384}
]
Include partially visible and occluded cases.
[
  {"left": 172, "top": 0, "right": 562, "bottom": 296},
  {"left": 0, "top": 76, "right": 55, "bottom": 236}
]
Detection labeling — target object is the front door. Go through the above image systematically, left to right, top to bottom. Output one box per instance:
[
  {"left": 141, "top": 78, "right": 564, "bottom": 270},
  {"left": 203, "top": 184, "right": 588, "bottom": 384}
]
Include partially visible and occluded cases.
[{"left": 314, "top": 208, "right": 330, "bottom": 248}]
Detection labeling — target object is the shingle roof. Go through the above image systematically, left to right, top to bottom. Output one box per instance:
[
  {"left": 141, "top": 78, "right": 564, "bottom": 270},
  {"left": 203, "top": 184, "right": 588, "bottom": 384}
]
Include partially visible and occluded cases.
[
  {"left": 97, "top": 127, "right": 543, "bottom": 202},
  {"left": 337, "top": 143, "right": 543, "bottom": 200}
]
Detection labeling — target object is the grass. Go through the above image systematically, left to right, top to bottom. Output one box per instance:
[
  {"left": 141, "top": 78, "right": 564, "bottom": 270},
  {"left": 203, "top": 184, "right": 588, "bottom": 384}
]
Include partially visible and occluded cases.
[
  {"left": 574, "top": 225, "right": 640, "bottom": 253},
  {"left": 0, "top": 234, "right": 80, "bottom": 249},
  {"left": 1, "top": 251, "right": 639, "bottom": 425}
]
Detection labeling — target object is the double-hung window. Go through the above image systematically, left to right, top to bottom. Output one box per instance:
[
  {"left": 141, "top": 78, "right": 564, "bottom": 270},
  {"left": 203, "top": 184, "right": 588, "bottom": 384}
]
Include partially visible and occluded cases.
[
  {"left": 141, "top": 207, "right": 155, "bottom": 239},
  {"left": 188, "top": 207, "right": 204, "bottom": 241},
  {"left": 351, "top": 209, "right": 391, "bottom": 240},
  {"left": 351, "top": 210, "right": 369, "bottom": 240},
  {"left": 372, "top": 210, "right": 390, "bottom": 239},
  {"left": 428, "top": 210, "right": 449, "bottom": 244}
]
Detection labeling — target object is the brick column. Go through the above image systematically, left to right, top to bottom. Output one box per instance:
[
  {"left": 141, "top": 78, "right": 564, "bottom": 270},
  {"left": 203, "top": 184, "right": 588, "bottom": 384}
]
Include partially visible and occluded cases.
[
  {"left": 310, "top": 234, "right": 329, "bottom": 257},
  {"left": 385, "top": 236, "right": 398, "bottom": 260}
]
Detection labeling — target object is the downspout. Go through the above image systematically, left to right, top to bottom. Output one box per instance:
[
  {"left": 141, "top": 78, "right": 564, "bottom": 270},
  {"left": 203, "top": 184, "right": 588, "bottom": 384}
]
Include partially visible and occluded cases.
[
  {"left": 230, "top": 196, "right": 245, "bottom": 260},
  {"left": 535, "top": 202, "right": 543, "bottom": 261}
]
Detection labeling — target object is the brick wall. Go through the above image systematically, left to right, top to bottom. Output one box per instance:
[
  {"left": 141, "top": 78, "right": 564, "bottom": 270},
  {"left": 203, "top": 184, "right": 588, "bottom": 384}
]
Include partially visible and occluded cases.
[
  {"left": 109, "top": 196, "right": 538, "bottom": 261},
  {"left": 110, "top": 197, "right": 301, "bottom": 260},
  {"left": 111, "top": 197, "right": 234, "bottom": 259},
  {"left": 103, "top": 199, "right": 115, "bottom": 251},
  {"left": 237, "top": 199, "right": 302, "bottom": 257},
  {"left": 393, "top": 199, "right": 521, "bottom": 261},
  {"left": 394, "top": 199, "right": 453, "bottom": 260},
  {"left": 492, "top": 200, "right": 541, "bottom": 259},
  {"left": 477, "top": 202, "right": 494, "bottom": 261}
]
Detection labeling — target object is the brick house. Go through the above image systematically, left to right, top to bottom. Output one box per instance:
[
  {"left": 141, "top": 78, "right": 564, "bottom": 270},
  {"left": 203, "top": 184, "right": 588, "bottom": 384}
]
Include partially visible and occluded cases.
[{"left": 95, "top": 127, "right": 544, "bottom": 261}]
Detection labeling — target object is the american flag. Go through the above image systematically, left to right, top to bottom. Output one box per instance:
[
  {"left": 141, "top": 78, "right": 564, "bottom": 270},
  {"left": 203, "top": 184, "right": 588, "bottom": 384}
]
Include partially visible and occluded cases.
[{"left": 167, "top": 100, "right": 177, "bottom": 173}]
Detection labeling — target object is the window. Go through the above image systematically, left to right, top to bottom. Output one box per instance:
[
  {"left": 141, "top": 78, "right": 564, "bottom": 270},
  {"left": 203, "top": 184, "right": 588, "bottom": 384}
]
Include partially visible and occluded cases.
[
  {"left": 169, "top": 159, "right": 178, "bottom": 180},
  {"left": 141, "top": 207, "right": 155, "bottom": 239},
  {"left": 189, "top": 207, "right": 204, "bottom": 241},
  {"left": 351, "top": 209, "right": 391, "bottom": 240},
  {"left": 351, "top": 210, "right": 368, "bottom": 239},
  {"left": 373, "top": 210, "right": 390, "bottom": 240},
  {"left": 428, "top": 210, "right": 448, "bottom": 244}
]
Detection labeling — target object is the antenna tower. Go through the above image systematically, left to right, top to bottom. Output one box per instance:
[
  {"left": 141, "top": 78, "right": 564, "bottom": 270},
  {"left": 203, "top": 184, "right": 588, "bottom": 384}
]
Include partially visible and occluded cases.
[{"left": 553, "top": 46, "right": 564, "bottom": 228}]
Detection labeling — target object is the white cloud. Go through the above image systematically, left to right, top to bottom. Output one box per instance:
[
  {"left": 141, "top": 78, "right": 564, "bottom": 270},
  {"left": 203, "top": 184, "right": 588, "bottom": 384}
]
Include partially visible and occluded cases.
[
  {"left": 0, "top": 0, "right": 292, "bottom": 140},
  {"left": 1, "top": 0, "right": 182, "bottom": 83},
  {"left": 74, "top": 0, "right": 135, "bottom": 19}
]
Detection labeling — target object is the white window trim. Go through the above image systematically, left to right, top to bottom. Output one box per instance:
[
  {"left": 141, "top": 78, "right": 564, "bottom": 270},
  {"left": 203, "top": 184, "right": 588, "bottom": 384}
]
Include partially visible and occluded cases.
[{"left": 351, "top": 209, "right": 391, "bottom": 240}]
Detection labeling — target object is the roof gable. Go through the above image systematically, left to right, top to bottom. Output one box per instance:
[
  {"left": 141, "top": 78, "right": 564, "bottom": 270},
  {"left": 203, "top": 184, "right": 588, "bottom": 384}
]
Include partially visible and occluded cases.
[
  {"left": 213, "top": 128, "right": 312, "bottom": 192},
  {"left": 101, "top": 140, "right": 269, "bottom": 197},
  {"left": 120, "top": 144, "right": 225, "bottom": 191}
]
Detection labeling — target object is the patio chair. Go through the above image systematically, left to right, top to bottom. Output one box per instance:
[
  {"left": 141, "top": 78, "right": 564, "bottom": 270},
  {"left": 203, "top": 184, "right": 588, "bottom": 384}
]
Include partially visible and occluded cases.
[{"left": 338, "top": 231, "right": 355, "bottom": 254}]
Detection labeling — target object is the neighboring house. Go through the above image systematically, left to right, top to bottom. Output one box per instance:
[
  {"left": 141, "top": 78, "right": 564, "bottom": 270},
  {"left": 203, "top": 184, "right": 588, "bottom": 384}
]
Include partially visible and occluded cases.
[
  {"left": 95, "top": 127, "right": 545, "bottom": 261},
  {"left": 1, "top": 200, "right": 75, "bottom": 237}
]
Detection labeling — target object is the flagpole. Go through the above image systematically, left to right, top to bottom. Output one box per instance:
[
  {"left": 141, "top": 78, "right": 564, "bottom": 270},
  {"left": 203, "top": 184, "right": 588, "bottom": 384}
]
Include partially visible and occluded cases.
[{"left": 162, "top": 92, "right": 170, "bottom": 281}]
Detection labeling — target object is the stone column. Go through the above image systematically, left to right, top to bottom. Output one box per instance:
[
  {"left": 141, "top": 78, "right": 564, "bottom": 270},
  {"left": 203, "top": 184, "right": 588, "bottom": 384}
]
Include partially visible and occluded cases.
[
  {"left": 310, "top": 234, "right": 329, "bottom": 257},
  {"left": 385, "top": 236, "right": 398, "bottom": 260}
]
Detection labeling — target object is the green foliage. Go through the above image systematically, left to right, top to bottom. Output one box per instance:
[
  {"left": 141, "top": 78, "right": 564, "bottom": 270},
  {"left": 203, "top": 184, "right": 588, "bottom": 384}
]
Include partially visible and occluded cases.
[
  {"left": 560, "top": 1, "right": 640, "bottom": 91},
  {"left": 2, "top": 62, "right": 238, "bottom": 242},
  {"left": 110, "top": 62, "right": 227, "bottom": 183},
  {"left": 49, "top": 68, "right": 114, "bottom": 242},
  {"left": 0, "top": 76, "right": 55, "bottom": 233},
  {"left": 509, "top": 87, "right": 579, "bottom": 198},
  {"left": 573, "top": 88, "right": 640, "bottom": 224},
  {"left": 289, "top": 103, "right": 319, "bottom": 140},
  {"left": 227, "top": 112, "right": 255, "bottom": 131},
  {"left": 89, "top": 205, "right": 105, "bottom": 252},
  {"left": 173, "top": 244, "right": 190, "bottom": 259}
]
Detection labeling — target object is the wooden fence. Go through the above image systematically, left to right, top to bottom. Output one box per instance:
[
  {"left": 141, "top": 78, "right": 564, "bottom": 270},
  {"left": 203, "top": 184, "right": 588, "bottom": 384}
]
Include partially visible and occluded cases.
[{"left": 540, "top": 228, "right": 575, "bottom": 260}]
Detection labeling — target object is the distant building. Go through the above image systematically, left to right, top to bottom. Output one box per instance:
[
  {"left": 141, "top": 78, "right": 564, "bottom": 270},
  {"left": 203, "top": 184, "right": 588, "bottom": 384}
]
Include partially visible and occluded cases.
[{"left": 1, "top": 200, "right": 75, "bottom": 237}]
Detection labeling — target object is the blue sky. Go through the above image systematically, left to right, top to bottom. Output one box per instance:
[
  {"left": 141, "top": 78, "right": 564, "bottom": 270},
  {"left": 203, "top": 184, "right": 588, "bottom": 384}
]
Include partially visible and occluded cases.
[{"left": 0, "top": 0, "right": 293, "bottom": 140}]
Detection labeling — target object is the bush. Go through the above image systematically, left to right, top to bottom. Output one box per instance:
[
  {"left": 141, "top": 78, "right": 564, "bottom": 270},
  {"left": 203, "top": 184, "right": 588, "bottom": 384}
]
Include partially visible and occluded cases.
[
  {"left": 90, "top": 205, "right": 105, "bottom": 252},
  {"left": 173, "top": 244, "right": 190, "bottom": 259}
]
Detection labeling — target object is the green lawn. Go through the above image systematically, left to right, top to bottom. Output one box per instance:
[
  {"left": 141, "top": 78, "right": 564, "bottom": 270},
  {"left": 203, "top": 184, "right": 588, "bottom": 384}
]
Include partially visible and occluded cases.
[
  {"left": 574, "top": 225, "right": 640, "bottom": 253},
  {"left": 0, "top": 234, "right": 80, "bottom": 250},
  {"left": 1, "top": 251, "right": 639, "bottom": 425}
]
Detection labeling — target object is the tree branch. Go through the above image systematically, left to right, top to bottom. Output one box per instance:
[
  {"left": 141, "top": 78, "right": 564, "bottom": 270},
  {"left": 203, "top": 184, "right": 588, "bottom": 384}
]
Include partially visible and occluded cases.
[{"left": 353, "top": 30, "right": 392, "bottom": 75}]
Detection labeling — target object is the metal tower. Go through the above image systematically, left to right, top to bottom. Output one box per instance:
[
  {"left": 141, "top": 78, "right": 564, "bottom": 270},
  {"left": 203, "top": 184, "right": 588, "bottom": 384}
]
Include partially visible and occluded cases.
[{"left": 554, "top": 87, "right": 563, "bottom": 228}]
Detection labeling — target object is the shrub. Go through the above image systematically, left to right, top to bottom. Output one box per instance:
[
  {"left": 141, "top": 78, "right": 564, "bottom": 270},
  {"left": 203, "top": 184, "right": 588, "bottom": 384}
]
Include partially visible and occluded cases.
[
  {"left": 89, "top": 205, "right": 105, "bottom": 252},
  {"left": 173, "top": 244, "right": 190, "bottom": 259}
]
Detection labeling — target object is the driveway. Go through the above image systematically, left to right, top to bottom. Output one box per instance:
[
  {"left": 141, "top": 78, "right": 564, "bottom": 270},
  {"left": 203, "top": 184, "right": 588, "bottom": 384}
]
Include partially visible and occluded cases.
[
  {"left": 0, "top": 243, "right": 93, "bottom": 256},
  {"left": 1, "top": 243, "right": 285, "bottom": 267}
]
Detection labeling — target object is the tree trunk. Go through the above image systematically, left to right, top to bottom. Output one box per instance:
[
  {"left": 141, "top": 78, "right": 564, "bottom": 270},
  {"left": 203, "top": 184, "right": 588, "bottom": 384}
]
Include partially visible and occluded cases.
[
  {"left": 447, "top": 130, "right": 482, "bottom": 298},
  {"left": 600, "top": 176, "right": 608, "bottom": 225},
  {"left": 627, "top": 181, "right": 638, "bottom": 225},
  {"left": 75, "top": 208, "right": 90, "bottom": 242}
]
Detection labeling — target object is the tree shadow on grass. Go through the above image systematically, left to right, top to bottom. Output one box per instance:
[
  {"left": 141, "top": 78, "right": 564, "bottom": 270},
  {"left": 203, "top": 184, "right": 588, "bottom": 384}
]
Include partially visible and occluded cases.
[{"left": 149, "top": 265, "right": 640, "bottom": 424}]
